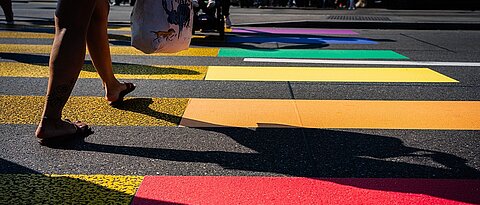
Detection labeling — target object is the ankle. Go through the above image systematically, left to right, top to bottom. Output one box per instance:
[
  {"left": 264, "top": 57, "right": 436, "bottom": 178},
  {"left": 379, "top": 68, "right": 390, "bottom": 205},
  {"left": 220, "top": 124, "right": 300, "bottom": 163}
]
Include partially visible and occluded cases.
[
  {"left": 104, "top": 80, "right": 123, "bottom": 91},
  {"left": 40, "top": 115, "right": 61, "bottom": 123},
  {"left": 36, "top": 117, "right": 58, "bottom": 138}
]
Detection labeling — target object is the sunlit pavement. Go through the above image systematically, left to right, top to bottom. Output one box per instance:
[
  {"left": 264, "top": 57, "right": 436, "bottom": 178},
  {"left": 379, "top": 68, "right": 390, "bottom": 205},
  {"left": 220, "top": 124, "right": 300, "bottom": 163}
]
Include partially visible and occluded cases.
[{"left": 1, "top": 2, "right": 479, "bottom": 204}]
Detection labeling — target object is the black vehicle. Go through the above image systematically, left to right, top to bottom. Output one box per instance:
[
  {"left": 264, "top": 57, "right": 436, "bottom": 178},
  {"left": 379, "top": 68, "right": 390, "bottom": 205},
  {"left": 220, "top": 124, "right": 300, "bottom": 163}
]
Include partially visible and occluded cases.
[{"left": 193, "top": 0, "right": 225, "bottom": 38}]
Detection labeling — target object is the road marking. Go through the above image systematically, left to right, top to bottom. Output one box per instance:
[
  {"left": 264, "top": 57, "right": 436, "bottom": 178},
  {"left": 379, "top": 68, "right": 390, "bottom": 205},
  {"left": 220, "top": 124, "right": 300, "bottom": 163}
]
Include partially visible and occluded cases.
[
  {"left": 108, "top": 27, "right": 132, "bottom": 31},
  {"left": 231, "top": 27, "right": 358, "bottom": 35},
  {"left": 0, "top": 31, "right": 206, "bottom": 39},
  {"left": 0, "top": 31, "right": 54, "bottom": 38},
  {"left": 227, "top": 36, "right": 377, "bottom": 44},
  {"left": 0, "top": 44, "right": 219, "bottom": 56},
  {"left": 219, "top": 48, "right": 409, "bottom": 59},
  {"left": 244, "top": 58, "right": 480, "bottom": 67},
  {"left": 0, "top": 62, "right": 207, "bottom": 80},
  {"left": 205, "top": 66, "right": 457, "bottom": 82},
  {"left": 0, "top": 96, "right": 188, "bottom": 126},
  {"left": 180, "top": 99, "right": 480, "bottom": 130},
  {"left": 181, "top": 99, "right": 302, "bottom": 127},
  {"left": 0, "top": 174, "right": 143, "bottom": 204},
  {"left": 133, "top": 176, "right": 480, "bottom": 205}
]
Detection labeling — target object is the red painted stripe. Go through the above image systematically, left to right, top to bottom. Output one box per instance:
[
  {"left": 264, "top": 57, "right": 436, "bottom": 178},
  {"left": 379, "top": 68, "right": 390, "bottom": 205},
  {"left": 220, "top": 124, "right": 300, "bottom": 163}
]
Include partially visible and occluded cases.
[{"left": 132, "top": 176, "right": 479, "bottom": 205}]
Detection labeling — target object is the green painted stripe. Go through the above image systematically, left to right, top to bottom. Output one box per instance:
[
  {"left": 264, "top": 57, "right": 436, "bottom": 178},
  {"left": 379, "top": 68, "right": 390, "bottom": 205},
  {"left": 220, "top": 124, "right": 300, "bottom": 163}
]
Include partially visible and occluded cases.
[{"left": 218, "top": 48, "right": 409, "bottom": 59}]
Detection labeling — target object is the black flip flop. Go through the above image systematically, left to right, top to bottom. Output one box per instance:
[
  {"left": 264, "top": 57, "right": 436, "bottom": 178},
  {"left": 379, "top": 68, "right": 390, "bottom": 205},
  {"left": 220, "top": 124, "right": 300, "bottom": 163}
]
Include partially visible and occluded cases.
[
  {"left": 109, "top": 82, "right": 136, "bottom": 107},
  {"left": 38, "top": 120, "right": 92, "bottom": 146}
]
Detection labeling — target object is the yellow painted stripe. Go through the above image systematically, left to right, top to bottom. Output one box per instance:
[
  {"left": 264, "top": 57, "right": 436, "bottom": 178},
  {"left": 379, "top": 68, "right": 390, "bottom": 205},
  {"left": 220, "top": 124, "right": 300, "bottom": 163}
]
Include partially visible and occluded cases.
[
  {"left": 3, "top": 24, "right": 128, "bottom": 31},
  {"left": 0, "top": 25, "right": 133, "bottom": 32},
  {"left": 108, "top": 26, "right": 223, "bottom": 35},
  {"left": 108, "top": 27, "right": 132, "bottom": 31},
  {"left": 0, "top": 31, "right": 206, "bottom": 39},
  {"left": 0, "top": 31, "right": 54, "bottom": 38},
  {"left": 0, "top": 31, "right": 127, "bottom": 39},
  {"left": 0, "top": 32, "right": 130, "bottom": 40},
  {"left": 0, "top": 44, "right": 219, "bottom": 56},
  {"left": 0, "top": 62, "right": 207, "bottom": 80},
  {"left": 205, "top": 66, "right": 458, "bottom": 82},
  {"left": 0, "top": 96, "right": 188, "bottom": 126},
  {"left": 180, "top": 99, "right": 480, "bottom": 130},
  {"left": 0, "top": 174, "right": 143, "bottom": 204}
]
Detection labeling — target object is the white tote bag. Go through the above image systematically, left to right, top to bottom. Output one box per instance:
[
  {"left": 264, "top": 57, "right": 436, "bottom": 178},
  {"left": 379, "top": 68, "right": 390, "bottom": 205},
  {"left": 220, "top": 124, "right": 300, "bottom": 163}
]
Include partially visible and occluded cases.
[{"left": 131, "top": 0, "right": 193, "bottom": 54}]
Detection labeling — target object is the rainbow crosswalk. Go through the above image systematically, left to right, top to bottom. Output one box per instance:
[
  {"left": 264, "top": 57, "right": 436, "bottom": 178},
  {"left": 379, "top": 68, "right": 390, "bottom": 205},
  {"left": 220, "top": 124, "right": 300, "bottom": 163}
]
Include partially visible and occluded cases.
[{"left": 1, "top": 26, "right": 479, "bottom": 204}]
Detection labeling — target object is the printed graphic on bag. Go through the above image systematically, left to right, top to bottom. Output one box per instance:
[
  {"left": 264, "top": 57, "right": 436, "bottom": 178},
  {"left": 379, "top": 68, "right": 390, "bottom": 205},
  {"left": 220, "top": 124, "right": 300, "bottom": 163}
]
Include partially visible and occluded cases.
[
  {"left": 131, "top": 0, "right": 193, "bottom": 53},
  {"left": 162, "top": 0, "right": 191, "bottom": 39},
  {"left": 152, "top": 29, "right": 176, "bottom": 42}
]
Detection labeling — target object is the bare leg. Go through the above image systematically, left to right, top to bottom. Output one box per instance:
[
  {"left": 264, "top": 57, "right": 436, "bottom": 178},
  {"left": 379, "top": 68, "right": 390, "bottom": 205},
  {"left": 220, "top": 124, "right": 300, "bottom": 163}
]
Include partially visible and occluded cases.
[
  {"left": 0, "top": 0, "right": 14, "bottom": 23},
  {"left": 36, "top": 0, "right": 96, "bottom": 139},
  {"left": 86, "top": 0, "right": 129, "bottom": 103}
]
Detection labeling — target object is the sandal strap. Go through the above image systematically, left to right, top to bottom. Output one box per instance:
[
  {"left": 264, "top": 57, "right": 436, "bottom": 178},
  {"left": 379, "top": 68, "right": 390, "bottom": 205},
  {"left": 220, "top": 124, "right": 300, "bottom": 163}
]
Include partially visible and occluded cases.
[
  {"left": 124, "top": 82, "right": 134, "bottom": 90},
  {"left": 42, "top": 117, "right": 61, "bottom": 121}
]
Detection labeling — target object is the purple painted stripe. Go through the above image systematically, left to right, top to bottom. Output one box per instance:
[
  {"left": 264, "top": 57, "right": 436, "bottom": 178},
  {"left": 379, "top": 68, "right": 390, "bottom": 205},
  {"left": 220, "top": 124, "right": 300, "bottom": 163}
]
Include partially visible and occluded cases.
[{"left": 231, "top": 27, "right": 358, "bottom": 35}]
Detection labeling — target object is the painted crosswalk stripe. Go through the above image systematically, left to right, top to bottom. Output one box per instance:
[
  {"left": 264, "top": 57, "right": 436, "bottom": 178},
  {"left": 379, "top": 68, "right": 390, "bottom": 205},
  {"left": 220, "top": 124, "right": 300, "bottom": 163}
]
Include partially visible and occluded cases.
[
  {"left": 0, "top": 24, "right": 129, "bottom": 31},
  {"left": 112, "top": 27, "right": 358, "bottom": 35},
  {"left": 231, "top": 27, "right": 359, "bottom": 35},
  {"left": 0, "top": 31, "right": 207, "bottom": 39},
  {"left": 0, "top": 31, "right": 54, "bottom": 38},
  {"left": 227, "top": 36, "right": 377, "bottom": 44},
  {"left": 0, "top": 44, "right": 219, "bottom": 56},
  {"left": 218, "top": 48, "right": 409, "bottom": 59},
  {"left": 243, "top": 58, "right": 480, "bottom": 67},
  {"left": 0, "top": 62, "right": 207, "bottom": 80},
  {"left": 204, "top": 66, "right": 457, "bottom": 82},
  {"left": 0, "top": 96, "right": 188, "bottom": 126},
  {"left": 180, "top": 99, "right": 480, "bottom": 130},
  {"left": 0, "top": 174, "right": 143, "bottom": 204},
  {"left": 132, "top": 176, "right": 480, "bottom": 205}
]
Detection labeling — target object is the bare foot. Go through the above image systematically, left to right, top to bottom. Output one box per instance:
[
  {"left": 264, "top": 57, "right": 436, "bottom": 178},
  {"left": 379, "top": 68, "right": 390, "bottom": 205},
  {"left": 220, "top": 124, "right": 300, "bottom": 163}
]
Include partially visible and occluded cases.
[
  {"left": 105, "top": 82, "right": 136, "bottom": 106},
  {"left": 105, "top": 82, "right": 127, "bottom": 102},
  {"left": 36, "top": 118, "right": 89, "bottom": 140}
]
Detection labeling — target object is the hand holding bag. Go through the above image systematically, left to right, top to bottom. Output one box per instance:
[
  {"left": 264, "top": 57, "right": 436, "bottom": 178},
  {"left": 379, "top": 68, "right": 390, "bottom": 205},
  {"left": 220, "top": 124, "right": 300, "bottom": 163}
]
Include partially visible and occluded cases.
[{"left": 131, "top": 0, "right": 193, "bottom": 54}]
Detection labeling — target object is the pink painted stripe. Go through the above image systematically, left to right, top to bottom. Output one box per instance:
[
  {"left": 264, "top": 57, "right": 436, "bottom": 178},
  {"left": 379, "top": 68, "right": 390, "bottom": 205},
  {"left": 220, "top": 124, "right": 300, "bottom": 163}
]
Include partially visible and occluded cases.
[
  {"left": 232, "top": 27, "right": 358, "bottom": 35},
  {"left": 132, "top": 176, "right": 480, "bottom": 205}
]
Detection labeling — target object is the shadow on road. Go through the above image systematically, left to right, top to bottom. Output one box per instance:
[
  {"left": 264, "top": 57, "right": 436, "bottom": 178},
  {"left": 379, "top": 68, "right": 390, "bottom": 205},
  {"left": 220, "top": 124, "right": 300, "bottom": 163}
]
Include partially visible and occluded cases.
[
  {"left": 0, "top": 53, "right": 201, "bottom": 76},
  {"left": 37, "top": 97, "right": 480, "bottom": 204},
  {"left": 0, "top": 158, "right": 172, "bottom": 204}
]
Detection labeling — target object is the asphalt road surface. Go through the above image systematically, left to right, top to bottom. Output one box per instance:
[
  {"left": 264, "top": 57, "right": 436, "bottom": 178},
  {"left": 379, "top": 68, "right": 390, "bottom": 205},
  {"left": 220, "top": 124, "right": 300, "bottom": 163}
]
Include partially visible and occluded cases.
[{"left": 1, "top": 1, "right": 479, "bottom": 204}]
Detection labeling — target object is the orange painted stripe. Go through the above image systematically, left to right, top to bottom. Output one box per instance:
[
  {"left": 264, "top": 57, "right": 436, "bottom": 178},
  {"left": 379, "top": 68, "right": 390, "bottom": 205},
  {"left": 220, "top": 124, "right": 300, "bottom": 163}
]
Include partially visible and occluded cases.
[
  {"left": 180, "top": 99, "right": 480, "bottom": 130},
  {"left": 180, "top": 99, "right": 302, "bottom": 128},
  {"left": 296, "top": 100, "right": 479, "bottom": 130}
]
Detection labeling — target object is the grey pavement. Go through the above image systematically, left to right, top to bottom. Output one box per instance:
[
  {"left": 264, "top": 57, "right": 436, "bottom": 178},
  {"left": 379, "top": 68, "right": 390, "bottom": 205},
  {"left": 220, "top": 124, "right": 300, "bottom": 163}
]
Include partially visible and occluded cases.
[
  {"left": 6, "top": 1, "right": 480, "bottom": 29},
  {"left": 1, "top": 2, "right": 480, "bottom": 205}
]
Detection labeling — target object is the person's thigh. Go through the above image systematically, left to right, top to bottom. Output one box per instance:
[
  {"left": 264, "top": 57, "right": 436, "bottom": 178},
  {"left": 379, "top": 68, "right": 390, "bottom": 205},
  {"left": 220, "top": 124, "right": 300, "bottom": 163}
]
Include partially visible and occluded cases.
[
  {"left": 55, "top": 0, "right": 97, "bottom": 31},
  {"left": 90, "top": 0, "right": 110, "bottom": 23}
]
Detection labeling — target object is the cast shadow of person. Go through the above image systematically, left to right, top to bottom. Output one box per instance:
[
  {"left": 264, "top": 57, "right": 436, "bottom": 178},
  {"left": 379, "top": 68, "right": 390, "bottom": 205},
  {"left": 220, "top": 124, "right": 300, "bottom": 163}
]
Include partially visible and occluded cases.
[
  {"left": 190, "top": 28, "right": 397, "bottom": 49},
  {"left": 0, "top": 53, "right": 200, "bottom": 76},
  {"left": 48, "top": 98, "right": 480, "bottom": 204}
]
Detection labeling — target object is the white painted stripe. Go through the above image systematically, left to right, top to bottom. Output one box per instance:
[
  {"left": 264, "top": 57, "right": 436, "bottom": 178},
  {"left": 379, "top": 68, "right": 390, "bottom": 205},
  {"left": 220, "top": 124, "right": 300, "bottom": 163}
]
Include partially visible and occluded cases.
[{"left": 243, "top": 58, "right": 480, "bottom": 67}]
